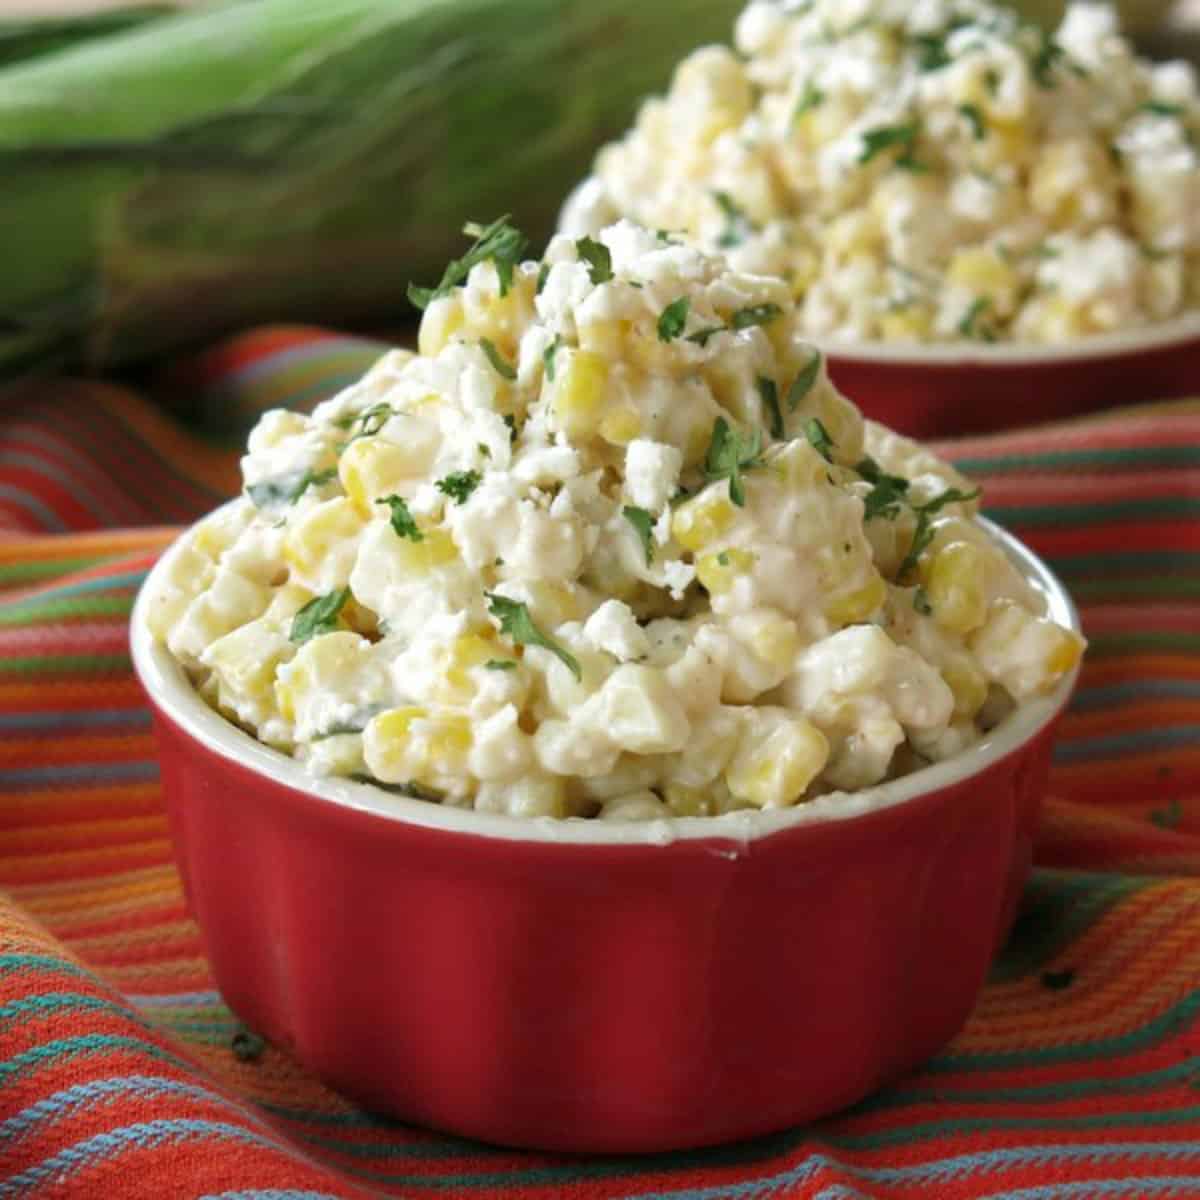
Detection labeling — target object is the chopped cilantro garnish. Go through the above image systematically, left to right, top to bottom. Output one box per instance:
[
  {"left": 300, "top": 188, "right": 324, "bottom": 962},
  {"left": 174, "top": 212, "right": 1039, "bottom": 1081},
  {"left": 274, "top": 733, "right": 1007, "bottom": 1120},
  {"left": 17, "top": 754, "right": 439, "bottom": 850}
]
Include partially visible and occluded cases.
[
  {"left": 911, "top": 33, "right": 951, "bottom": 71},
  {"left": 1029, "top": 34, "right": 1078, "bottom": 88},
  {"left": 792, "top": 79, "right": 825, "bottom": 124},
  {"left": 1141, "top": 100, "right": 1185, "bottom": 118},
  {"left": 958, "top": 102, "right": 986, "bottom": 141},
  {"left": 859, "top": 122, "right": 919, "bottom": 164},
  {"left": 713, "top": 190, "right": 756, "bottom": 248},
  {"left": 408, "top": 215, "right": 528, "bottom": 310},
  {"left": 655, "top": 229, "right": 682, "bottom": 245},
  {"left": 576, "top": 235, "right": 613, "bottom": 285},
  {"left": 536, "top": 261, "right": 550, "bottom": 295},
  {"left": 657, "top": 296, "right": 691, "bottom": 342},
  {"left": 957, "top": 296, "right": 995, "bottom": 341},
  {"left": 729, "top": 303, "right": 783, "bottom": 331},
  {"left": 686, "top": 324, "right": 726, "bottom": 347},
  {"left": 543, "top": 334, "right": 562, "bottom": 381},
  {"left": 479, "top": 337, "right": 517, "bottom": 380},
  {"left": 787, "top": 351, "right": 822, "bottom": 411},
  {"left": 757, "top": 376, "right": 784, "bottom": 440},
  {"left": 336, "top": 403, "right": 393, "bottom": 441},
  {"left": 503, "top": 413, "right": 518, "bottom": 443},
  {"left": 703, "top": 417, "right": 765, "bottom": 507},
  {"left": 805, "top": 417, "right": 835, "bottom": 463},
  {"left": 478, "top": 443, "right": 492, "bottom": 459},
  {"left": 857, "top": 456, "right": 910, "bottom": 519},
  {"left": 247, "top": 466, "right": 335, "bottom": 509},
  {"left": 436, "top": 470, "right": 481, "bottom": 505},
  {"left": 897, "top": 486, "right": 982, "bottom": 579},
  {"left": 376, "top": 494, "right": 423, "bottom": 542},
  {"left": 622, "top": 505, "right": 656, "bottom": 565},
  {"left": 717, "top": 550, "right": 731, "bottom": 566},
  {"left": 913, "top": 586, "right": 933, "bottom": 616},
  {"left": 290, "top": 588, "right": 350, "bottom": 646},
  {"left": 486, "top": 593, "right": 580, "bottom": 681},
  {"left": 484, "top": 659, "right": 518, "bottom": 672}
]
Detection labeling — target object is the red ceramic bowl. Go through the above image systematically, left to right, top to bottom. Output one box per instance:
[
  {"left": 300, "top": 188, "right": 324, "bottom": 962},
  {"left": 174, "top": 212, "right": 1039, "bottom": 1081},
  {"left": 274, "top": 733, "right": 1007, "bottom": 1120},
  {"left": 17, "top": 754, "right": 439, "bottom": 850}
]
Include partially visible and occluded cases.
[
  {"left": 824, "top": 313, "right": 1200, "bottom": 438},
  {"left": 132, "top": 518, "right": 1080, "bottom": 1153}
]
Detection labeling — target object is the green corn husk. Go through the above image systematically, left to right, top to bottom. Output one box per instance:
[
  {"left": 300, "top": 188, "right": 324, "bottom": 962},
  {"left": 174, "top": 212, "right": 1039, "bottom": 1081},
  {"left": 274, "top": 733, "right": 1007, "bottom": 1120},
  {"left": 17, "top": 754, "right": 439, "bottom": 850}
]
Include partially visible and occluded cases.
[{"left": 0, "top": 0, "right": 745, "bottom": 377}]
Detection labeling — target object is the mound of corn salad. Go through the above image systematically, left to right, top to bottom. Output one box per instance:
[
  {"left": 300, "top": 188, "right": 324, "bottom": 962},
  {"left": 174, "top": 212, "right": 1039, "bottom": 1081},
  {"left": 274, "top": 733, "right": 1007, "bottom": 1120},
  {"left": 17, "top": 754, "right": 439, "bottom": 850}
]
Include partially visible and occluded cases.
[
  {"left": 561, "top": 0, "right": 1200, "bottom": 344},
  {"left": 147, "top": 219, "right": 1083, "bottom": 819}
]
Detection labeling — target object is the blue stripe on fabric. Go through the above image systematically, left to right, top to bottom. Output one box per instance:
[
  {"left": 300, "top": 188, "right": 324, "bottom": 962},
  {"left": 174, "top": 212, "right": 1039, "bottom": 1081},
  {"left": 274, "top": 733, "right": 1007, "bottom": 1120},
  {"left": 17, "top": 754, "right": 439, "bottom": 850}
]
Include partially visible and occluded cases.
[
  {"left": 0, "top": 451, "right": 124, "bottom": 526},
  {"left": 0, "top": 484, "right": 66, "bottom": 533},
  {"left": 1071, "top": 680, "right": 1200, "bottom": 712},
  {"left": 0, "top": 708, "right": 150, "bottom": 732},
  {"left": 1053, "top": 725, "right": 1200, "bottom": 764},
  {"left": 0, "top": 761, "right": 159, "bottom": 789},
  {"left": 0, "top": 954, "right": 94, "bottom": 981},
  {"left": 128, "top": 990, "right": 224, "bottom": 1008},
  {"left": 0, "top": 993, "right": 130, "bottom": 1026},
  {"left": 0, "top": 1035, "right": 198, "bottom": 1083},
  {"left": 0, "top": 1076, "right": 243, "bottom": 1144},
  {"left": 0, "top": 1119, "right": 293, "bottom": 1196},
  {"left": 620, "top": 1145, "right": 1200, "bottom": 1200},
  {"left": 979, "top": 1181, "right": 1200, "bottom": 1200},
  {"left": 201, "top": 1192, "right": 346, "bottom": 1200}
]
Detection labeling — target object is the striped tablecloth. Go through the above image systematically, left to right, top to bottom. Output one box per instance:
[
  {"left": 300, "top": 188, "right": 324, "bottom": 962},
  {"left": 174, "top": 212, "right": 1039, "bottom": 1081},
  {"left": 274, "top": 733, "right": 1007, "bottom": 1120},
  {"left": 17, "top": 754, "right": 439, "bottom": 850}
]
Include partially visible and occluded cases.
[{"left": 1, "top": 325, "right": 1198, "bottom": 1198}]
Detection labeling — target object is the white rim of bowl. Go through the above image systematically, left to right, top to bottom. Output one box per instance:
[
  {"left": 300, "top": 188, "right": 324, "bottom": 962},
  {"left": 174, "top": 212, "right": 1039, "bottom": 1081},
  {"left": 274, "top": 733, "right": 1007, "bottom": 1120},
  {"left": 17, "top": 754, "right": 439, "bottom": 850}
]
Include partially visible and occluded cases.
[
  {"left": 818, "top": 310, "right": 1200, "bottom": 367},
  {"left": 131, "top": 513, "right": 1080, "bottom": 848}
]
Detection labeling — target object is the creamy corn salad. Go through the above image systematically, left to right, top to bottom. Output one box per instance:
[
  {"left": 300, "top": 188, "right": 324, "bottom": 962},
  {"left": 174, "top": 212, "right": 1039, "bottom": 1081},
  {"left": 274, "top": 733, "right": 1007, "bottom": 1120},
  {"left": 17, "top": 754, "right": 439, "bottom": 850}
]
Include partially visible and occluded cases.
[
  {"left": 561, "top": 0, "right": 1200, "bottom": 344},
  {"left": 147, "top": 219, "right": 1083, "bottom": 819}
]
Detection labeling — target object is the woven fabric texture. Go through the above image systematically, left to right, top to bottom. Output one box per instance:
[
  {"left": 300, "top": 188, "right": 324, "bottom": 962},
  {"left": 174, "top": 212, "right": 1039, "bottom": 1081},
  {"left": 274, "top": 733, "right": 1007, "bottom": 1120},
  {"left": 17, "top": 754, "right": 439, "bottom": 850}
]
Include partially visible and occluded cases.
[{"left": 1, "top": 325, "right": 1198, "bottom": 1198}]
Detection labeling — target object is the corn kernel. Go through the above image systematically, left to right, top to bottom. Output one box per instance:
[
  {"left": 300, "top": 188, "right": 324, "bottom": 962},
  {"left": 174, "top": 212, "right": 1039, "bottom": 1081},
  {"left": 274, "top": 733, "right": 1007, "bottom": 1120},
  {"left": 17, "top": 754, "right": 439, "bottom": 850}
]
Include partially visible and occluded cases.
[
  {"left": 946, "top": 247, "right": 1019, "bottom": 316},
  {"left": 418, "top": 294, "right": 465, "bottom": 357},
  {"left": 880, "top": 305, "right": 933, "bottom": 341},
  {"left": 578, "top": 319, "right": 627, "bottom": 358},
  {"left": 551, "top": 350, "right": 609, "bottom": 437},
  {"left": 599, "top": 404, "right": 643, "bottom": 446},
  {"left": 339, "top": 438, "right": 427, "bottom": 513},
  {"left": 672, "top": 492, "right": 736, "bottom": 551},
  {"left": 283, "top": 498, "right": 364, "bottom": 589},
  {"left": 386, "top": 526, "right": 459, "bottom": 574},
  {"left": 926, "top": 541, "right": 988, "bottom": 635},
  {"left": 696, "top": 548, "right": 755, "bottom": 595},
  {"left": 825, "top": 572, "right": 887, "bottom": 626},
  {"left": 747, "top": 612, "right": 799, "bottom": 665},
  {"left": 204, "top": 622, "right": 293, "bottom": 705},
  {"left": 1046, "top": 626, "right": 1085, "bottom": 676},
  {"left": 274, "top": 631, "right": 366, "bottom": 722},
  {"left": 439, "top": 633, "right": 501, "bottom": 702},
  {"left": 941, "top": 657, "right": 989, "bottom": 720},
  {"left": 364, "top": 706, "right": 473, "bottom": 788},
  {"left": 726, "top": 711, "right": 829, "bottom": 808},
  {"left": 664, "top": 783, "right": 712, "bottom": 817}
]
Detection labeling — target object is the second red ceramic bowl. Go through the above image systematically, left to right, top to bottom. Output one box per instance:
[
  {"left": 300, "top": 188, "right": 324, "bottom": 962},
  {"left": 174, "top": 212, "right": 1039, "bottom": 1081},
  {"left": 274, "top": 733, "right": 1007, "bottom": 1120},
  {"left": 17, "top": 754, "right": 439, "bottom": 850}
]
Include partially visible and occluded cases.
[
  {"left": 825, "top": 314, "right": 1200, "bottom": 438},
  {"left": 132, "top": 519, "right": 1080, "bottom": 1153}
]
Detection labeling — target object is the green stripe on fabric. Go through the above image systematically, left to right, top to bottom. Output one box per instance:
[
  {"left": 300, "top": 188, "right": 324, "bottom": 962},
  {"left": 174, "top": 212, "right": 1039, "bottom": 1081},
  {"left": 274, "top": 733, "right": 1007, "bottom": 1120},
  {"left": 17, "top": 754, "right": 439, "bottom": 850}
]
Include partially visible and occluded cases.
[
  {"left": 952, "top": 445, "right": 1200, "bottom": 474},
  {"left": 985, "top": 497, "right": 1200, "bottom": 528},
  {"left": 1049, "top": 551, "right": 1200, "bottom": 578},
  {"left": 0, "top": 557, "right": 99, "bottom": 585},
  {"left": 1069, "top": 576, "right": 1200, "bottom": 601},
  {"left": 0, "top": 597, "right": 132, "bottom": 626},
  {"left": 1087, "top": 633, "right": 1200, "bottom": 656},
  {"left": 0, "top": 653, "right": 131, "bottom": 674},
  {"left": 0, "top": 1034, "right": 198, "bottom": 1083},
  {"left": 821, "top": 1105, "right": 1200, "bottom": 1153}
]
